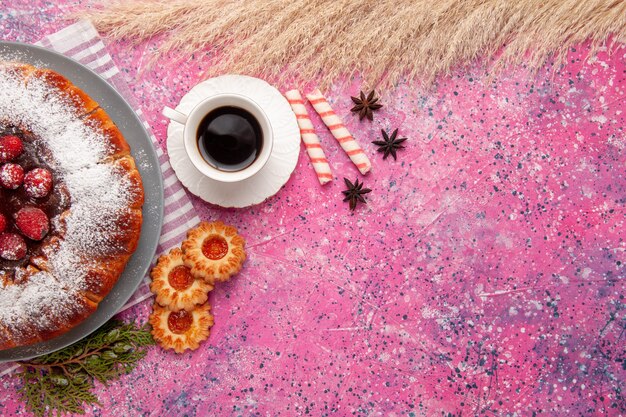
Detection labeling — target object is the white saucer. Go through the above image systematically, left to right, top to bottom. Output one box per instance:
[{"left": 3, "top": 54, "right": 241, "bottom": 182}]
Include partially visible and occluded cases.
[{"left": 166, "top": 75, "right": 300, "bottom": 208}]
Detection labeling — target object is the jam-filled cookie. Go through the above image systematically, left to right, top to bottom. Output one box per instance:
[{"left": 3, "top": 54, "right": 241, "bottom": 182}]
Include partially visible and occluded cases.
[
  {"left": 181, "top": 221, "right": 246, "bottom": 283},
  {"left": 150, "top": 248, "right": 213, "bottom": 311},
  {"left": 149, "top": 301, "right": 214, "bottom": 353}
]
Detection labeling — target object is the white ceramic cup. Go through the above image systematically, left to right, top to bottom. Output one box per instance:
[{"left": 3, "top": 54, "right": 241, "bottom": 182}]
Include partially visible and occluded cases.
[{"left": 162, "top": 94, "right": 273, "bottom": 183}]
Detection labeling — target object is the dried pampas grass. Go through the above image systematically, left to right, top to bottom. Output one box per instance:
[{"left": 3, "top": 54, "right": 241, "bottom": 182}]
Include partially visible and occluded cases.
[{"left": 81, "top": 0, "right": 626, "bottom": 88}]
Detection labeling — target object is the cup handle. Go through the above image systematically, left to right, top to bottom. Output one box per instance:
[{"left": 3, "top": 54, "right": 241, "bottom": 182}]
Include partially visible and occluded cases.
[{"left": 162, "top": 106, "right": 188, "bottom": 125}]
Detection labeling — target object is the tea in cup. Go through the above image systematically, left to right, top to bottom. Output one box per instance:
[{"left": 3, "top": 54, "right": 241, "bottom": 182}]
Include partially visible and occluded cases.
[{"left": 163, "top": 94, "right": 273, "bottom": 183}]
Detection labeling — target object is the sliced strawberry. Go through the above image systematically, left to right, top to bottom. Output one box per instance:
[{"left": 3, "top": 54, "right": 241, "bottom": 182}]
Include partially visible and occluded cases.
[
  {"left": 0, "top": 135, "right": 24, "bottom": 163},
  {"left": 0, "top": 163, "right": 24, "bottom": 189},
  {"left": 23, "top": 168, "right": 53, "bottom": 198},
  {"left": 14, "top": 207, "right": 49, "bottom": 241},
  {"left": 0, "top": 213, "right": 6, "bottom": 233},
  {"left": 0, "top": 232, "right": 27, "bottom": 261}
]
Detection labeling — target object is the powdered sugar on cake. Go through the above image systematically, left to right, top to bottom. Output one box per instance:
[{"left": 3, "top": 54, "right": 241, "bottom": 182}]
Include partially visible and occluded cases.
[{"left": 0, "top": 65, "right": 133, "bottom": 338}]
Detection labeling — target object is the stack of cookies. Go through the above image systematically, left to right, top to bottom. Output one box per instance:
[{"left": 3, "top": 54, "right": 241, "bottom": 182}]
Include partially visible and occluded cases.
[{"left": 148, "top": 221, "right": 246, "bottom": 353}]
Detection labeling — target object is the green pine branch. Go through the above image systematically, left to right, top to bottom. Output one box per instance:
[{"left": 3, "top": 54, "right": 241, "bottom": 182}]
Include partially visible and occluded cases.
[{"left": 13, "top": 320, "right": 154, "bottom": 417}]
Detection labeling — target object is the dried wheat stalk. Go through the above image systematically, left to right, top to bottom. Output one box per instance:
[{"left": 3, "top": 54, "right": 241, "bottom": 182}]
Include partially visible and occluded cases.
[{"left": 81, "top": 0, "right": 626, "bottom": 88}]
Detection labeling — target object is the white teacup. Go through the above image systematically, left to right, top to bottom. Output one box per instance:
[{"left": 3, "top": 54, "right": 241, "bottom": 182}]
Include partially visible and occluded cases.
[{"left": 163, "top": 94, "right": 273, "bottom": 183}]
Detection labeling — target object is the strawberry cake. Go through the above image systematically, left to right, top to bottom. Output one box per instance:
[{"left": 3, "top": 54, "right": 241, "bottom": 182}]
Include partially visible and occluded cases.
[{"left": 0, "top": 62, "right": 144, "bottom": 350}]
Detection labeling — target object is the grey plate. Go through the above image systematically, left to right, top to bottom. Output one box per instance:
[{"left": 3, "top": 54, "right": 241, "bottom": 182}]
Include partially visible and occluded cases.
[{"left": 0, "top": 42, "right": 164, "bottom": 362}]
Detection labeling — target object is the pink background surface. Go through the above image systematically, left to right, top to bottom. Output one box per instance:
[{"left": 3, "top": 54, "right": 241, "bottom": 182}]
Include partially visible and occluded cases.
[{"left": 1, "top": 2, "right": 625, "bottom": 416}]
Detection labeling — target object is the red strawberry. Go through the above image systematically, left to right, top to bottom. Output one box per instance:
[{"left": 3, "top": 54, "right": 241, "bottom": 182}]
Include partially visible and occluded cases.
[
  {"left": 0, "top": 135, "right": 24, "bottom": 163},
  {"left": 0, "top": 163, "right": 24, "bottom": 189},
  {"left": 23, "top": 168, "right": 53, "bottom": 198},
  {"left": 14, "top": 207, "right": 49, "bottom": 241},
  {"left": 0, "top": 213, "right": 6, "bottom": 233},
  {"left": 0, "top": 232, "right": 27, "bottom": 260}
]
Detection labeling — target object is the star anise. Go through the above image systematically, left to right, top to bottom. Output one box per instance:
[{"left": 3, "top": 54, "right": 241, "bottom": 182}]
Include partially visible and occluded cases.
[
  {"left": 350, "top": 90, "right": 383, "bottom": 121},
  {"left": 372, "top": 128, "right": 407, "bottom": 160},
  {"left": 342, "top": 177, "right": 372, "bottom": 211}
]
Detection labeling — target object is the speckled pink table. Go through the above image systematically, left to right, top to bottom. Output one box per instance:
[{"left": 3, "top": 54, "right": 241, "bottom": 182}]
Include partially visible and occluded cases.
[{"left": 1, "top": 2, "right": 625, "bottom": 416}]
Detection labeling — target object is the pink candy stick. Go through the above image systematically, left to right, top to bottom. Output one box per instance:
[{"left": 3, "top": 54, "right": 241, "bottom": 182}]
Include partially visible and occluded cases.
[
  {"left": 285, "top": 89, "right": 332, "bottom": 185},
  {"left": 306, "top": 89, "right": 371, "bottom": 175}
]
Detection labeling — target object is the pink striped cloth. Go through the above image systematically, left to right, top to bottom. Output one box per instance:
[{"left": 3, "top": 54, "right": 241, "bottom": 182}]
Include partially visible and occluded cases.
[{"left": 0, "top": 20, "right": 198, "bottom": 376}]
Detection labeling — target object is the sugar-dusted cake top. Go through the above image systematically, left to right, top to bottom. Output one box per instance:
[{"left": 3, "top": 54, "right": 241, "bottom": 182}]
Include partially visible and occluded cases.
[{"left": 0, "top": 63, "right": 143, "bottom": 348}]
